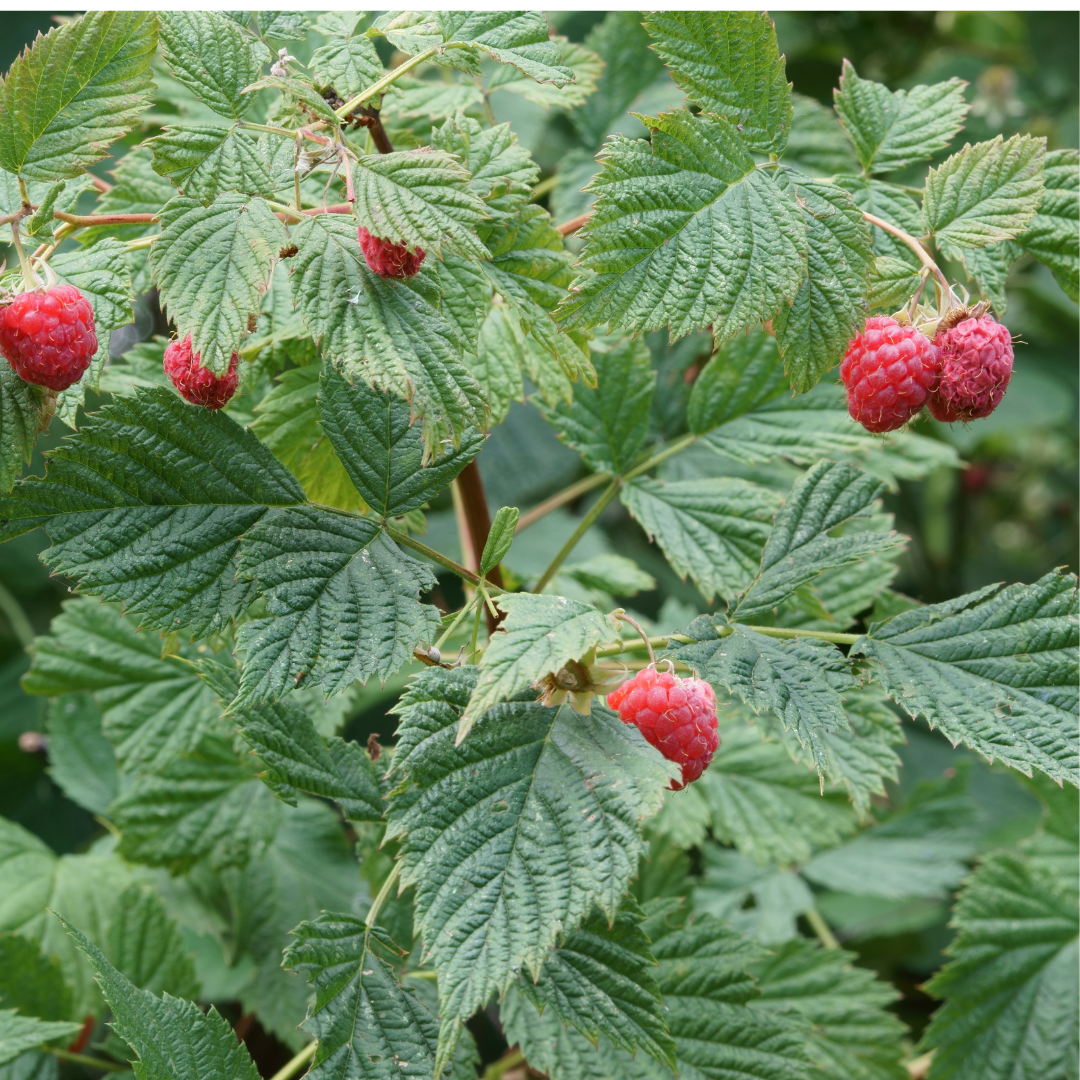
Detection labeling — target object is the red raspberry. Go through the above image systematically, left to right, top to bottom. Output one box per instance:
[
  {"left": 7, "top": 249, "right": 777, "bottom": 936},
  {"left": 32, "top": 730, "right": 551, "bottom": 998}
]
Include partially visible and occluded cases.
[
  {"left": 358, "top": 226, "right": 425, "bottom": 279},
  {"left": 0, "top": 285, "right": 97, "bottom": 391},
  {"left": 928, "top": 313, "right": 1013, "bottom": 423},
  {"left": 840, "top": 316, "right": 940, "bottom": 433},
  {"left": 163, "top": 336, "right": 239, "bottom": 410},
  {"left": 607, "top": 667, "right": 719, "bottom": 790}
]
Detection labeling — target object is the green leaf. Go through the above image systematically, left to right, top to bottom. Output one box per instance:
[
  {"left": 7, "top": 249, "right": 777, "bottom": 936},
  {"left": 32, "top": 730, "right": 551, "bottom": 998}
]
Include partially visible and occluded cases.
[
  {"left": 158, "top": 11, "right": 262, "bottom": 120},
  {"left": 643, "top": 11, "right": 792, "bottom": 154},
  {"left": 0, "top": 12, "right": 156, "bottom": 182},
  {"left": 255, "top": 12, "right": 309, "bottom": 42},
  {"left": 437, "top": 13, "right": 575, "bottom": 86},
  {"left": 310, "top": 14, "right": 384, "bottom": 100},
  {"left": 488, "top": 38, "right": 602, "bottom": 111},
  {"left": 833, "top": 61, "right": 968, "bottom": 175},
  {"left": 242, "top": 76, "right": 340, "bottom": 125},
  {"left": 384, "top": 78, "right": 483, "bottom": 122},
  {"left": 783, "top": 94, "right": 860, "bottom": 178},
  {"left": 554, "top": 109, "right": 807, "bottom": 342},
  {"left": 148, "top": 125, "right": 278, "bottom": 203},
  {"left": 925, "top": 134, "right": 1046, "bottom": 252},
  {"left": 78, "top": 147, "right": 173, "bottom": 245},
  {"left": 1017, "top": 147, "right": 1079, "bottom": 302},
  {"left": 773, "top": 174, "right": 874, "bottom": 393},
  {"left": 837, "top": 175, "right": 926, "bottom": 269},
  {"left": 150, "top": 192, "right": 288, "bottom": 376},
  {"left": 288, "top": 213, "right": 486, "bottom": 455},
  {"left": 51, "top": 238, "right": 134, "bottom": 333},
  {"left": 958, "top": 242, "right": 1019, "bottom": 316},
  {"left": 430, "top": 255, "right": 490, "bottom": 356},
  {"left": 867, "top": 255, "right": 922, "bottom": 311},
  {"left": 469, "top": 306, "right": 526, "bottom": 423},
  {"left": 687, "top": 328, "right": 787, "bottom": 435},
  {"left": 536, "top": 339, "right": 654, "bottom": 474},
  {"left": 318, "top": 362, "right": 485, "bottom": 518},
  {"left": 0, "top": 369, "right": 44, "bottom": 494},
  {"left": 0, "top": 388, "right": 305, "bottom": 637},
  {"left": 732, "top": 460, "right": 896, "bottom": 619},
  {"left": 621, "top": 477, "right": 781, "bottom": 602},
  {"left": 235, "top": 506, "right": 439, "bottom": 704},
  {"left": 481, "top": 506, "right": 518, "bottom": 576},
  {"left": 560, "top": 554, "right": 655, "bottom": 599},
  {"left": 853, "top": 569, "right": 1079, "bottom": 788},
  {"left": 460, "top": 593, "right": 622, "bottom": 735},
  {"left": 24, "top": 599, "right": 224, "bottom": 772},
  {"left": 196, "top": 657, "right": 385, "bottom": 821},
  {"left": 386, "top": 667, "right": 672, "bottom": 1021},
  {"left": 44, "top": 694, "right": 118, "bottom": 815},
  {"left": 110, "top": 733, "right": 283, "bottom": 872},
  {"left": 922, "top": 850, "right": 1078, "bottom": 1080},
  {"left": 107, "top": 885, "right": 199, "bottom": 1000},
  {"left": 517, "top": 900, "right": 676, "bottom": 1067},
  {"left": 283, "top": 913, "right": 440, "bottom": 1080},
  {"left": 64, "top": 920, "right": 262, "bottom": 1080},
  {"left": 0, "top": 936, "right": 71, "bottom": 1022},
  {"left": 751, "top": 938, "right": 907, "bottom": 1080},
  {"left": 0, "top": 1013, "right": 81, "bottom": 1067}
]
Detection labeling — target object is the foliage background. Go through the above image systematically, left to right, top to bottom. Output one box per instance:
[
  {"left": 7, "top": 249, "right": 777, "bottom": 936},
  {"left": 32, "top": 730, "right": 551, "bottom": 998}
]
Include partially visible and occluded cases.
[{"left": 0, "top": 8, "right": 1076, "bottom": 1070}]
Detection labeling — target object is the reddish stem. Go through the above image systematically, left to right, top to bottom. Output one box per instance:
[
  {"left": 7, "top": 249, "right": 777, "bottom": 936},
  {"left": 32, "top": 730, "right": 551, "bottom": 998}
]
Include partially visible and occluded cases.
[
  {"left": 53, "top": 211, "right": 157, "bottom": 227},
  {"left": 556, "top": 211, "right": 591, "bottom": 236},
  {"left": 455, "top": 460, "right": 504, "bottom": 633}
]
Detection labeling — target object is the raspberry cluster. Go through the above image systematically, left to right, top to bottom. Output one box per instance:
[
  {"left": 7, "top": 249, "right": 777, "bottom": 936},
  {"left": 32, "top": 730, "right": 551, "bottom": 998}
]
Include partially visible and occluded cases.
[
  {"left": 358, "top": 226, "right": 425, "bottom": 279},
  {"left": 0, "top": 285, "right": 97, "bottom": 391},
  {"left": 928, "top": 313, "right": 1014, "bottom": 423},
  {"left": 163, "top": 336, "right": 239, "bottom": 410},
  {"left": 607, "top": 667, "right": 719, "bottom": 790}
]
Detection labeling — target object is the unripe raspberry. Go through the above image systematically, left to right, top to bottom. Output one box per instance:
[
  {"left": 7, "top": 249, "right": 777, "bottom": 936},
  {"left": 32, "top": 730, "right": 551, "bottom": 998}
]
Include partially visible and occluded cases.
[
  {"left": 358, "top": 226, "right": 425, "bottom": 279},
  {"left": 0, "top": 285, "right": 97, "bottom": 391},
  {"left": 928, "top": 313, "right": 1013, "bottom": 423},
  {"left": 840, "top": 316, "right": 940, "bottom": 433},
  {"left": 163, "top": 336, "right": 239, "bottom": 410},
  {"left": 607, "top": 667, "right": 719, "bottom": 790}
]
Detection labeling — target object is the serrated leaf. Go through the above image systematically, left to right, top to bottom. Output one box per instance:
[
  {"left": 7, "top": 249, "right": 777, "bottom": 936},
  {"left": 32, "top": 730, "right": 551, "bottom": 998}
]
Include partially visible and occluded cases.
[
  {"left": 158, "top": 11, "right": 262, "bottom": 120},
  {"left": 256, "top": 11, "right": 309, "bottom": 42},
  {"left": 644, "top": 11, "right": 792, "bottom": 155},
  {"left": 0, "top": 12, "right": 156, "bottom": 182},
  {"left": 438, "top": 13, "right": 575, "bottom": 87},
  {"left": 310, "top": 15, "right": 384, "bottom": 100},
  {"left": 488, "top": 38, "right": 602, "bottom": 111},
  {"left": 833, "top": 61, "right": 968, "bottom": 175},
  {"left": 243, "top": 75, "right": 340, "bottom": 125},
  {"left": 385, "top": 78, "right": 484, "bottom": 121},
  {"left": 783, "top": 94, "right": 860, "bottom": 177},
  {"left": 554, "top": 109, "right": 807, "bottom": 342},
  {"left": 148, "top": 125, "right": 279, "bottom": 203},
  {"left": 926, "top": 134, "right": 1045, "bottom": 252},
  {"left": 78, "top": 147, "right": 173, "bottom": 246},
  {"left": 1017, "top": 147, "right": 1078, "bottom": 302},
  {"left": 773, "top": 173, "right": 874, "bottom": 393},
  {"left": 836, "top": 175, "right": 926, "bottom": 269},
  {"left": 150, "top": 192, "right": 287, "bottom": 376},
  {"left": 51, "top": 238, "right": 134, "bottom": 332},
  {"left": 959, "top": 242, "right": 1019, "bottom": 316},
  {"left": 429, "top": 255, "right": 489, "bottom": 355},
  {"left": 867, "top": 255, "right": 922, "bottom": 311},
  {"left": 469, "top": 306, "right": 527, "bottom": 423},
  {"left": 687, "top": 328, "right": 787, "bottom": 435},
  {"left": 535, "top": 338, "right": 654, "bottom": 474},
  {"left": 318, "top": 362, "right": 485, "bottom": 518},
  {"left": 0, "top": 369, "right": 44, "bottom": 494},
  {"left": 0, "top": 388, "right": 305, "bottom": 637},
  {"left": 733, "top": 460, "right": 897, "bottom": 619},
  {"left": 621, "top": 477, "right": 781, "bottom": 602},
  {"left": 235, "top": 506, "right": 439, "bottom": 704},
  {"left": 481, "top": 506, "right": 518, "bottom": 576},
  {"left": 853, "top": 569, "right": 1079, "bottom": 787},
  {"left": 460, "top": 593, "right": 621, "bottom": 735},
  {"left": 386, "top": 667, "right": 672, "bottom": 1021},
  {"left": 45, "top": 694, "right": 119, "bottom": 815},
  {"left": 922, "top": 850, "right": 1078, "bottom": 1080},
  {"left": 107, "top": 885, "right": 200, "bottom": 1000},
  {"left": 283, "top": 913, "right": 440, "bottom": 1080},
  {"left": 0, "top": 936, "right": 71, "bottom": 1022},
  {"left": 0, "top": 1013, "right": 81, "bottom": 1067}
]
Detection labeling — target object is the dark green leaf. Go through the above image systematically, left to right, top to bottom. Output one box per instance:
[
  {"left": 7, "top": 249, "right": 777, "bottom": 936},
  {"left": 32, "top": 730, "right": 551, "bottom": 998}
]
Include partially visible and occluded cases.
[
  {"left": 310, "top": 13, "right": 384, "bottom": 100},
  {"left": 437, "top": 13, "right": 575, "bottom": 86},
  {"left": 783, "top": 94, "right": 860, "bottom": 177},
  {"left": 1017, "top": 147, "right": 1078, "bottom": 302},
  {"left": 867, "top": 255, "right": 922, "bottom": 312},
  {"left": 687, "top": 329, "right": 788, "bottom": 435},
  {"left": 0, "top": 369, "right": 44, "bottom": 494},
  {"left": 44, "top": 695, "right": 118, "bottom": 816},
  {"left": 107, "top": 885, "right": 200, "bottom": 999},
  {"left": 0, "top": 936, "right": 71, "bottom": 1022}
]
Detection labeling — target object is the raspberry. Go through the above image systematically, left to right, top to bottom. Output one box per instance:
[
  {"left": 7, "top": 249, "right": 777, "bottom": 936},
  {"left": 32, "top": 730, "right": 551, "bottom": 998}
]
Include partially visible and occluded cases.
[
  {"left": 358, "top": 226, "right": 425, "bottom": 279},
  {"left": 0, "top": 285, "right": 97, "bottom": 391},
  {"left": 928, "top": 313, "right": 1013, "bottom": 423},
  {"left": 840, "top": 316, "right": 940, "bottom": 433},
  {"left": 163, "top": 336, "right": 239, "bottom": 409},
  {"left": 607, "top": 667, "right": 719, "bottom": 790}
]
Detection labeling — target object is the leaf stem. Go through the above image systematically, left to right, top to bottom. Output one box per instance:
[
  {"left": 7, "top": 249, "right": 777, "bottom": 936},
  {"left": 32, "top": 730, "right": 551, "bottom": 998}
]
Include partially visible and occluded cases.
[
  {"left": 335, "top": 45, "right": 461, "bottom": 118},
  {"left": 530, "top": 174, "right": 558, "bottom": 202},
  {"left": 264, "top": 198, "right": 307, "bottom": 222},
  {"left": 52, "top": 211, "right": 157, "bottom": 227},
  {"left": 555, "top": 211, "right": 590, "bottom": 236},
  {"left": 861, "top": 211, "right": 954, "bottom": 300},
  {"left": 9, "top": 221, "right": 41, "bottom": 289},
  {"left": 124, "top": 236, "right": 156, "bottom": 252},
  {"left": 623, "top": 432, "right": 699, "bottom": 482},
  {"left": 516, "top": 471, "right": 610, "bottom": 532},
  {"left": 534, "top": 478, "right": 622, "bottom": 593},
  {"left": 386, "top": 525, "right": 497, "bottom": 591},
  {"left": 0, "top": 579, "right": 34, "bottom": 648},
  {"left": 434, "top": 594, "right": 480, "bottom": 651},
  {"left": 613, "top": 611, "right": 655, "bottom": 664},
  {"left": 742, "top": 624, "right": 860, "bottom": 645},
  {"left": 595, "top": 633, "right": 692, "bottom": 658},
  {"left": 364, "top": 862, "right": 402, "bottom": 942},
  {"left": 805, "top": 906, "right": 841, "bottom": 950},
  {"left": 268, "top": 1040, "right": 317, "bottom": 1080},
  {"left": 481, "top": 1048, "right": 525, "bottom": 1080},
  {"left": 48, "top": 1049, "right": 129, "bottom": 1073}
]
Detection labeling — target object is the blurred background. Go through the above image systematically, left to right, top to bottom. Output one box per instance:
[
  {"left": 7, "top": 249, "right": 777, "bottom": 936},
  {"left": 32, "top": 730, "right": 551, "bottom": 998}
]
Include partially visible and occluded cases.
[{"left": 1, "top": 8, "right": 1076, "bottom": 1052}]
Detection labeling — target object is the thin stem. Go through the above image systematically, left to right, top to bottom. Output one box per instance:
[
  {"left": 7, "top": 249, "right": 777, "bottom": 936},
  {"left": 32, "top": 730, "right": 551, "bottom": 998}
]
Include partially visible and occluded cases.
[
  {"left": 336, "top": 45, "right": 454, "bottom": 117},
  {"left": 473, "top": 76, "right": 498, "bottom": 126},
  {"left": 239, "top": 119, "right": 329, "bottom": 144},
  {"left": 530, "top": 174, "right": 558, "bottom": 202},
  {"left": 17, "top": 176, "right": 31, "bottom": 208},
  {"left": 879, "top": 180, "right": 924, "bottom": 197},
  {"left": 264, "top": 198, "right": 306, "bottom": 222},
  {"left": 53, "top": 211, "right": 156, "bottom": 227},
  {"left": 556, "top": 211, "right": 590, "bottom": 236},
  {"left": 861, "top": 211, "right": 954, "bottom": 300},
  {"left": 10, "top": 221, "right": 41, "bottom": 289},
  {"left": 124, "top": 236, "right": 156, "bottom": 252},
  {"left": 623, "top": 432, "right": 699, "bottom": 482},
  {"left": 516, "top": 471, "right": 610, "bottom": 533},
  {"left": 534, "top": 478, "right": 621, "bottom": 593},
  {"left": 386, "top": 525, "right": 494, "bottom": 590},
  {"left": 0, "top": 580, "right": 34, "bottom": 648},
  {"left": 434, "top": 594, "right": 480, "bottom": 651},
  {"left": 469, "top": 596, "right": 483, "bottom": 654},
  {"left": 613, "top": 612, "right": 655, "bottom": 664},
  {"left": 743, "top": 624, "right": 860, "bottom": 646},
  {"left": 595, "top": 634, "right": 691, "bottom": 659},
  {"left": 364, "top": 863, "right": 402, "bottom": 942},
  {"left": 805, "top": 906, "right": 841, "bottom": 950},
  {"left": 268, "top": 1041, "right": 317, "bottom": 1080},
  {"left": 482, "top": 1048, "right": 525, "bottom": 1080},
  {"left": 48, "top": 1049, "right": 129, "bottom": 1073}
]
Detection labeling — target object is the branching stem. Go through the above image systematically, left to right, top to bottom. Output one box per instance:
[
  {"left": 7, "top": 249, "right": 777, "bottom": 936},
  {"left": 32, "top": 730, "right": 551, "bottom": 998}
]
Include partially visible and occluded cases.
[
  {"left": 516, "top": 471, "right": 610, "bottom": 532},
  {"left": 534, "top": 478, "right": 622, "bottom": 592},
  {"left": 386, "top": 525, "right": 499, "bottom": 592}
]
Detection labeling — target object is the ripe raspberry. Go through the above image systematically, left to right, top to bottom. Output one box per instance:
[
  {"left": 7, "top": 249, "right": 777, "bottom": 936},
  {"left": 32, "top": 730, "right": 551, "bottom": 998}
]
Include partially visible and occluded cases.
[
  {"left": 358, "top": 226, "right": 425, "bottom": 279},
  {"left": 0, "top": 285, "right": 97, "bottom": 391},
  {"left": 928, "top": 313, "right": 1013, "bottom": 423},
  {"left": 840, "top": 316, "right": 940, "bottom": 433},
  {"left": 163, "top": 336, "right": 239, "bottom": 410},
  {"left": 607, "top": 667, "right": 719, "bottom": 790}
]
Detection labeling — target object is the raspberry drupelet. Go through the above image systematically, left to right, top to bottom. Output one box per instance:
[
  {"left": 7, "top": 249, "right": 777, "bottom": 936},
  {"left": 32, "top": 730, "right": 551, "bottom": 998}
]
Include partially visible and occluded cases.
[
  {"left": 358, "top": 226, "right": 425, "bottom": 279},
  {"left": 0, "top": 285, "right": 97, "bottom": 391},
  {"left": 928, "top": 312, "right": 1013, "bottom": 423},
  {"left": 840, "top": 316, "right": 940, "bottom": 433},
  {"left": 163, "top": 336, "right": 239, "bottom": 410},
  {"left": 607, "top": 666, "right": 719, "bottom": 790}
]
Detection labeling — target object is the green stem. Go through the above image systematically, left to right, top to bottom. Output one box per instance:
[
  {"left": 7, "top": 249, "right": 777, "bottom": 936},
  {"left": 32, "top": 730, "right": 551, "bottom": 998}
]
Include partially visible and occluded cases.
[
  {"left": 336, "top": 44, "right": 462, "bottom": 117},
  {"left": 239, "top": 120, "right": 311, "bottom": 140},
  {"left": 530, "top": 174, "right": 558, "bottom": 201},
  {"left": 17, "top": 176, "right": 31, "bottom": 208},
  {"left": 264, "top": 198, "right": 307, "bottom": 222},
  {"left": 861, "top": 211, "right": 955, "bottom": 301},
  {"left": 9, "top": 221, "right": 41, "bottom": 289},
  {"left": 124, "top": 236, "right": 156, "bottom": 252},
  {"left": 623, "top": 432, "right": 699, "bottom": 482},
  {"left": 516, "top": 471, "right": 610, "bottom": 532},
  {"left": 534, "top": 478, "right": 622, "bottom": 593},
  {"left": 386, "top": 526, "right": 494, "bottom": 590},
  {"left": 0, "top": 580, "right": 34, "bottom": 648},
  {"left": 434, "top": 594, "right": 480, "bottom": 651},
  {"left": 469, "top": 597, "right": 483, "bottom": 654},
  {"left": 743, "top": 624, "right": 860, "bottom": 645},
  {"left": 595, "top": 634, "right": 691, "bottom": 659},
  {"left": 364, "top": 862, "right": 402, "bottom": 949},
  {"left": 805, "top": 906, "right": 841, "bottom": 950},
  {"left": 404, "top": 969, "right": 438, "bottom": 980},
  {"left": 268, "top": 1041, "right": 317, "bottom": 1080},
  {"left": 48, "top": 1049, "right": 130, "bottom": 1073},
  {"left": 482, "top": 1049, "right": 525, "bottom": 1080}
]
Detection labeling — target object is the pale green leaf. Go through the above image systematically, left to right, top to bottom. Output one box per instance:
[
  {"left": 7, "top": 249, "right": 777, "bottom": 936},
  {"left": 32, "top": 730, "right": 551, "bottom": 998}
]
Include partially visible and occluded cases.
[
  {"left": 644, "top": 11, "right": 792, "bottom": 154},
  {"left": 0, "top": 12, "right": 157, "bottom": 182},
  {"left": 255, "top": 12, "right": 310, "bottom": 42},
  {"left": 437, "top": 12, "right": 575, "bottom": 86},
  {"left": 310, "top": 15, "right": 384, "bottom": 100},
  {"left": 488, "top": 38, "right": 602, "bottom": 110},
  {"left": 833, "top": 61, "right": 968, "bottom": 175},
  {"left": 242, "top": 75, "right": 340, "bottom": 125},
  {"left": 384, "top": 78, "right": 484, "bottom": 121},
  {"left": 783, "top": 94, "right": 859, "bottom": 178},
  {"left": 555, "top": 109, "right": 807, "bottom": 341},
  {"left": 148, "top": 125, "right": 279, "bottom": 203},
  {"left": 1017, "top": 147, "right": 1079, "bottom": 302},
  {"left": 150, "top": 192, "right": 287, "bottom": 376},
  {"left": 430, "top": 255, "right": 490, "bottom": 355},
  {"left": 867, "top": 255, "right": 922, "bottom": 312},
  {"left": 470, "top": 306, "right": 526, "bottom": 423},
  {"left": 687, "top": 328, "right": 787, "bottom": 435},
  {"left": 0, "top": 369, "right": 44, "bottom": 494},
  {"left": 481, "top": 506, "right": 518, "bottom": 576},
  {"left": 560, "top": 554, "right": 655, "bottom": 598},
  {"left": 853, "top": 569, "right": 1079, "bottom": 787},
  {"left": 386, "top": 667, "right": 672, "bottom": 1021},
  {"left": 44, "top": 694, "right": 119, "bottom": 815},
  {"left": 107, "top": 885, "right": 200, "bottom": 1000},
  {"left": 0, "top": 935, "right": 71, "bottom": 1022},
  {"left": 0, "top": 1013, "right": 81, "bottom": 1067}
]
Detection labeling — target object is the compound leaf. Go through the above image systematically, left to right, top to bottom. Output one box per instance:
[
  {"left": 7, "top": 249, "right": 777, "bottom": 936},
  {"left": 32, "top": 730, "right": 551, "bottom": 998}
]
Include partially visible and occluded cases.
[{"left": 1017, "top": 147, "right": 1079, "bottom": 302}]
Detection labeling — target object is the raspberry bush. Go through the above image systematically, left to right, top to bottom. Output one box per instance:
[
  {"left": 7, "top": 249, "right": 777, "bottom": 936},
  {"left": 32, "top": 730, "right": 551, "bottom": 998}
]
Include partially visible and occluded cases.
[{"left": 0, "top": 12, "right": 1075, "bottom": 1080}]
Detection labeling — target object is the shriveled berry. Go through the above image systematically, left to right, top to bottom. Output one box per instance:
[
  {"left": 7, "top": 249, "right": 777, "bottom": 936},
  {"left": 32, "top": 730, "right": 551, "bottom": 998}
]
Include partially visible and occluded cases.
[
  {"left": 358, "top": 226, "right": 425, "bottom": 279},
  {"left": 0, "top": 285, "right": 97, "bottom": 391},
  {"left": 928, "top": 313, "right": 1013, "bottom": 423},
  {"left": 840, "top": 316, "right": 940, "bottom": 433},
  {"left": 163, "top": 336, "right": 239, "bottom": 409},
  {"left": 607, "top": 667, "right": 719, "bottom": 790}
]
